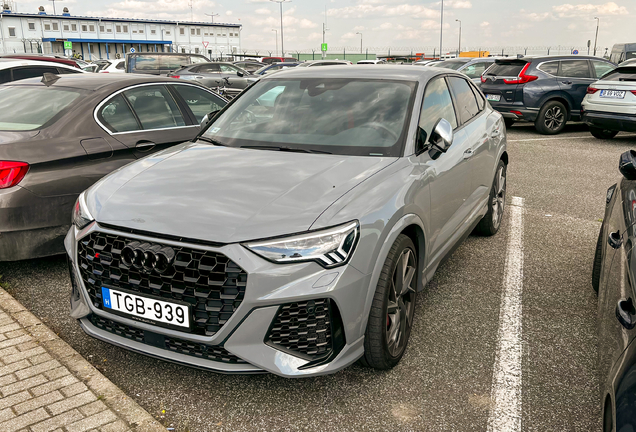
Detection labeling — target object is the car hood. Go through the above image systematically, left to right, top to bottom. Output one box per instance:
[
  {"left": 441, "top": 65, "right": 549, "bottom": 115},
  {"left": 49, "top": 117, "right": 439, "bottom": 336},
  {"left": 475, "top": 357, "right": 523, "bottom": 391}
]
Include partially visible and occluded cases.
[{"left": 88, "top": 143, "right": 397, "bottom": 244}]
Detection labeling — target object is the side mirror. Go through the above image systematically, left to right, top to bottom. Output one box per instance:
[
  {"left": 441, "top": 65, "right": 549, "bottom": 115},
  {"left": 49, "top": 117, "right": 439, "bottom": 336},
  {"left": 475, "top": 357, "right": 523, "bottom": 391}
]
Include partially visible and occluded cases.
[
  {"left": 237, "top": 71, "right": 244, "bottom": 77},
  {"left": 200, "top": 110, "right": 221, "bottom": 127},
  {"left": 428, "top": 118, "right": 454, "bottom": 160},
  {"left": 415, "top": 127, "right": 428, "bottom": 155},
  {"left": 620, "top": 150, "right": 636, "bottom": 180}
]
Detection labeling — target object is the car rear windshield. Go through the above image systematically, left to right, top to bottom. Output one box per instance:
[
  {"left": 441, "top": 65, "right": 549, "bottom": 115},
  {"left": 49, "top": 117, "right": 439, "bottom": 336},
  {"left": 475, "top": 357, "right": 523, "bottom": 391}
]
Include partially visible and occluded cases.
[
  {"left": 130, "top": 55, "right": 192, "bottom": 71},
  {"left": 432, "top": 61, "right": 466, "bottom": 70},
  {"left": 485, "top": 61, "right": 527, "bottom": 77},
  {"left": 601, "top": 67, "right": 636, "bottom": 82},
  {"left": 201, "top": 78, "right": 417, "bottom": 157},
  {"left": 0, "top": 86, "right": 82, "bottom": 130}
]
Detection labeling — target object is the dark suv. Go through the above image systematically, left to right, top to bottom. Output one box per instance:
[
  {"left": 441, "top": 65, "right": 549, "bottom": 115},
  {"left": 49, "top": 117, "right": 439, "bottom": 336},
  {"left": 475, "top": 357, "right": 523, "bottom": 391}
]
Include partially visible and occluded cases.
[{"left": 481, "top": 55, "right": 615, "bottom": 134}]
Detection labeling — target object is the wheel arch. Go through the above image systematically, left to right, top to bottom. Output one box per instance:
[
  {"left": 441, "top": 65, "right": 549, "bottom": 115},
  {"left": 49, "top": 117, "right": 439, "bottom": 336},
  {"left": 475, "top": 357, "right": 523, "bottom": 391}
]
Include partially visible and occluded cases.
[
  {"left": 539, "top": 94, "right": 572, "bottom": 118},
  {"left": 501, "top": 151, "right": 509, "bottom": 166}
]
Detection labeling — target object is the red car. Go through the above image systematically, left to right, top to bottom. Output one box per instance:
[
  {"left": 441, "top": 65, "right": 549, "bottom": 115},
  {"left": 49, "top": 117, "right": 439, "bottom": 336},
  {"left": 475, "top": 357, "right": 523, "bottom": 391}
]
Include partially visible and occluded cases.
[
  {"left": 1, "top": 54, "right": 80, "bottom": 69},
  {"left": 261, "top": 57, "right": 298, "bottom": 64}
]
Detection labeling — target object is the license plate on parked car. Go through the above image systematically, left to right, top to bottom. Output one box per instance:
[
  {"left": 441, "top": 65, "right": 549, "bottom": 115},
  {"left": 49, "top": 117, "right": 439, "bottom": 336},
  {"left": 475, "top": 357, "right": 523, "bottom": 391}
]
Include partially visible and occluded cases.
[
  {"left": 600, "top": 90, "right": 626, "bottom": 99},
  {"left": 486, "top": 94, "right": 501, "bottom": 102},
  {"left": 101, "top": 287, "right": 190, "bottom": 328}
]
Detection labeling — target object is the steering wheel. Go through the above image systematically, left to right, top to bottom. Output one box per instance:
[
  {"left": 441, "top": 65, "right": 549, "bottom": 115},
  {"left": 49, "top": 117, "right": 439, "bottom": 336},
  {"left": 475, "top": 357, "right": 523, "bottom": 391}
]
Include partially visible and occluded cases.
[
  {"left": 238, "top": 109, "right": 256, "bottom": 124},
  {"left": 359, "top": 122, "right": 399, "bottom": 141}
]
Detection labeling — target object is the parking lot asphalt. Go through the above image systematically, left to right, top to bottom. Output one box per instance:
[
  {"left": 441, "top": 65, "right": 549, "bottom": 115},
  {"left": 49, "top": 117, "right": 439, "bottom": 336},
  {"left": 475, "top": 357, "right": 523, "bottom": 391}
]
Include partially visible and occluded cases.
[{"left": 1, "top": 123, "right": 635, "bottom": 431}]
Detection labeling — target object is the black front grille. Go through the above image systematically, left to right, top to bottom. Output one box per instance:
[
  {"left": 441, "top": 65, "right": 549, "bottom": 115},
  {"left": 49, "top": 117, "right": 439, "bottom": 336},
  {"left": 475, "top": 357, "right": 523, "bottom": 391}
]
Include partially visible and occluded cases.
[
  {"left": 77, "top": 231, "right": 247, "bottom": 336},
  {"left": 266, "top": 299, "right": 334, "bottom": 360},
  {"left": 90, "top": 314, "right": 246, "bottom": 364}
]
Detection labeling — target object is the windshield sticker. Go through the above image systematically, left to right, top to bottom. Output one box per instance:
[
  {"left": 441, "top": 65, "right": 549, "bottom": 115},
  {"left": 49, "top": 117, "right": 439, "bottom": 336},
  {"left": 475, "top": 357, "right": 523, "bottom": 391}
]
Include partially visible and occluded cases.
[{"left": 209, "top": 127, "right": 221, "bottom": 134}]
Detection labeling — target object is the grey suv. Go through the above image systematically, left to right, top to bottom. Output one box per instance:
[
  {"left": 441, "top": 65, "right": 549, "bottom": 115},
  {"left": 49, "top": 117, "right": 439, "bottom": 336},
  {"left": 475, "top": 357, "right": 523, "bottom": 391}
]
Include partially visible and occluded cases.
[{"left": 66, "top": 66, "right": 508, "bottom": 377}]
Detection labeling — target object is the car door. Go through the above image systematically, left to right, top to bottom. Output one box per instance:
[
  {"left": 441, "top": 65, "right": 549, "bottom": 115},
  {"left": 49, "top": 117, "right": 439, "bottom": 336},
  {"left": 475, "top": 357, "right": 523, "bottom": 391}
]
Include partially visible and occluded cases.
[
  {"left": 557, "top": 59, "right": 596, "bottom": 114},
  {"left": 193, "top": 63, "right": 223, "bottom": 88},
  {"left": 219, "top": 63, "right": 249, "bottom": 89},
  {"left": 417, "top": 75, "right": 472, "bottom": 263},
  {"left": 170, "top": 83, "right": 227, "bottom": 124},
  {"left": 96, "top": 84, "right": 199, "bottom": 158},
  {"left": 598, "top": 180, "right": 636, "bottom": 394}
]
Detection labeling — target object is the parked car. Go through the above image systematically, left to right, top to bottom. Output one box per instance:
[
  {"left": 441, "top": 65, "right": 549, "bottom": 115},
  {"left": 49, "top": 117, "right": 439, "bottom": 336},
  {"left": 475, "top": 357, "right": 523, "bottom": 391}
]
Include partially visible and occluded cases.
[
  {"left": 609, "top": 43, "right": 636, "bottom": 65},
  {"left": 125, "top": 52, "right": 210, "bottom": 75},
  {"left": 1, "top": 54, "right": 81, "bottom": 69},
  {"left": 481, "top": 55, "right": 616, "bottom": 133},
  {"left": 261, "top": 56, "right": 298, "bottom": 64},
  {"left": 432, "top": 57, "right": 497, "bottom": 84},
  {"left": 0, "top": 59, "right": 84, "bottom": 83},
  {"left": 74, "top": 59, "right": 99, "bottom": 73},
  {"left": 96, "top": 59, "right": 126, "bottom": 74},
  {"left": 357, "top": 59, "right": 387, "bottom": 65},
  {"left": 233, "top": 60, "right": 265, "bottom": 73},
  {"left": 297, "top": 60, "right": 353, "bottom": 67},
  {"left": 413, "top": 60, "right": 439, "bottom": 66},
  {"left": 167, "top": 62, "right": 252, "bottom": 99},
  {"left": 252, "top": 62, "right": 299, "bottom": 76},
  {"left": 582, "top": 63, "right": 636, "bottom": 138},
  {"left": 66, "top": 66, "right": 508, "bottom": 377},
  {"left": 0, "top": 74, "right": 227, "bottom": 261},
  {"left": 593, "top": 150, "right": 636, "bottom": 432}
]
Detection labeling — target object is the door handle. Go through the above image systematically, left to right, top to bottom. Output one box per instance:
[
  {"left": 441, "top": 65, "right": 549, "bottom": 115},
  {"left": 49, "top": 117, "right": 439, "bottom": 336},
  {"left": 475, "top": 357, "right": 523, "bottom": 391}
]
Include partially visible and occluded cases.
[
  {"left": 194, "top": 76, "right": 204, "bottom": 79},
  {"left": 561, "top": 81, "right": 572, "bottom": 85},
  {"left": 135, "top": 141, "right": 156, "bottom": 152},
  {"left": 463, "top": 149, "right": 474, "bottom": 159},
  {"left": 608, "top": 231, "right": 623, "bottom": 249},
  {"left": 616, "top": 298, "right": 636, "bottom": 330}
]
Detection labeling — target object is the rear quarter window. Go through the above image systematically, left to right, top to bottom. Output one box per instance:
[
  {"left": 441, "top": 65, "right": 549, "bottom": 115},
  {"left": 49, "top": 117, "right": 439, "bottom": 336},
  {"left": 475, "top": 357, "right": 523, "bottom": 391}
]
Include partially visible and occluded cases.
[{"left": 537, "top": 61, "right": 559, "bottom": 75}]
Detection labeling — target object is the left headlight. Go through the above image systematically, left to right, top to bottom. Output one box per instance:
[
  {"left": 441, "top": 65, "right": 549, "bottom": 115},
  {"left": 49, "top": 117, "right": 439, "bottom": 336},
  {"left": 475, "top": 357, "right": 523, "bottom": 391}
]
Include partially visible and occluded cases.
[
  {"left": 72, "top": 192, "right": 94, "bottom": 230},
  {"left": 243, "top": 221, "right": 359, "bottom": 268}
]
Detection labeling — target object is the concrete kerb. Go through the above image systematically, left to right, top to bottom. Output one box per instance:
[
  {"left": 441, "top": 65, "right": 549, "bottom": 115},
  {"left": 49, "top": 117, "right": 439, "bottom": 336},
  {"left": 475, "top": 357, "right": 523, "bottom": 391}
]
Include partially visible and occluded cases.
[{"left": 0, "top": 287, "right": 165, "bottom": 431}]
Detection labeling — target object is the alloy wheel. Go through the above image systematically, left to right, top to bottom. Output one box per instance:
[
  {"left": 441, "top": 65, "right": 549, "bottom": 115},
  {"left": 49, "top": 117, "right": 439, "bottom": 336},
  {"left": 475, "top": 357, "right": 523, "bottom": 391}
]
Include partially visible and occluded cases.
[
  {"left": 544, "top": 106, "right": 564, "bottom": 131},
  {"left": 491, "top": 165, "right": 506, "bottom": 229},
  {"left": 386, "top": 248, "right": 417, "bottom": 357}
]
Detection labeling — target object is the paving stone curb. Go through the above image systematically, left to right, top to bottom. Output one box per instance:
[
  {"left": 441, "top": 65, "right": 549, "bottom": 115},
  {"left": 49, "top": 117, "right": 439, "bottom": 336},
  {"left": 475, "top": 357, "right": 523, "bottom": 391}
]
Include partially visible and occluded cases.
[{"left": 0, "top": 287, "right": 165, "bottom": 432}]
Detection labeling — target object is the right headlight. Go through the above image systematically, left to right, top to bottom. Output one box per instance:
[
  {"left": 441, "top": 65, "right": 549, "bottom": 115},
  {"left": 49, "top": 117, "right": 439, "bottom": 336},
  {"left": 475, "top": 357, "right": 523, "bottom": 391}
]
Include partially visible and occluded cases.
[
  {"left": 72, "top": 192, "right": 94, "bottom": 230},
  {"left": 243, "top": 221, "right": 359, "bottom": 268}
]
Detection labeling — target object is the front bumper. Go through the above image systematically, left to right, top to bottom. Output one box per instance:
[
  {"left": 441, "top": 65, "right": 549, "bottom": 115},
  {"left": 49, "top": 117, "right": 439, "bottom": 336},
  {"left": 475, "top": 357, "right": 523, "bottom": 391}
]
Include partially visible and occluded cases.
[
  {"left": 582, "top": 111, "right": 636, "bottom": 133},
  {"left": 65, "top": 223, "right": 370, "bottom": 377}
]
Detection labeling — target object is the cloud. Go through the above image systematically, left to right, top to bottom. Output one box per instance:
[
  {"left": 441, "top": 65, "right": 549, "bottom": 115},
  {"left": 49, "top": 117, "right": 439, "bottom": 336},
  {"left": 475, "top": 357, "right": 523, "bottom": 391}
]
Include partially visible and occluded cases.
[
  {"left": 85, "top": 0, "right": 221, "bottom": 21},
  {"left": 443, "top": 0, "right": 472, "bottom": 9},
  {"left": 552, "top": 2, "right": 628, "bottom": 17},
  {"left": 327, "top": 3, "right": 438, "bottom": 19},
  {"left": 255, "top": 8, "right": 271, "bottom": 15},
  {"left": 480, "top": 21, "right": 490, "bottom": 27},
  {"left": 353, "top": 25, "right": 366, "bottom": 31}
]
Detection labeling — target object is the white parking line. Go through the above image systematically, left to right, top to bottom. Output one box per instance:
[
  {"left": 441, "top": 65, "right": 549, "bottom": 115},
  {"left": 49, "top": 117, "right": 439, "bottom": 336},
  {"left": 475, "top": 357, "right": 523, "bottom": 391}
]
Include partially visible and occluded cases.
[
  {"left": 508, "top": 134, "right": 636, "bottom": 142},
  {"left": 487, "top": 196, "right": 525, "bottom": 432}
]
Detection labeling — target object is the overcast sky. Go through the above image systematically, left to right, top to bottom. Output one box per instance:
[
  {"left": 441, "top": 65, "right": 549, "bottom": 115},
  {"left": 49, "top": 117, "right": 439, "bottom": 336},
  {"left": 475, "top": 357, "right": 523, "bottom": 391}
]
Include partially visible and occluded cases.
[{"left": 14, "top": 0, "right": 633, "bottom": 52}]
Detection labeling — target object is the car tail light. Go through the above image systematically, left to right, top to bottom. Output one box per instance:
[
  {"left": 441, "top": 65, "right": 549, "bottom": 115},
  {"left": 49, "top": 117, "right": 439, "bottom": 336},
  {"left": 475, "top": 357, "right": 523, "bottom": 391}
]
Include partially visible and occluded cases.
[
  {"left": 503, "top": 63, "right": 538, "bottom": 85},
  {"left": 100, "top": 71, "right": 109, "bottom": 73},
  {"left": 171, "top": 75, "right": 180, "bottom": 79},
  {"left": 481, "top": 76, "right": 487, "bottom": 83},
  {"left": 587, "top": 87, "right": 600, "bottom": 94},
  {"left": 631, "top": 90, "right": 636, "bottom": 96},
  {"left": 510, "top": 110, "right": 523, "bottom": 116},
  {"left": 0, "top": 161, "right": 29, "bottom": 189}
]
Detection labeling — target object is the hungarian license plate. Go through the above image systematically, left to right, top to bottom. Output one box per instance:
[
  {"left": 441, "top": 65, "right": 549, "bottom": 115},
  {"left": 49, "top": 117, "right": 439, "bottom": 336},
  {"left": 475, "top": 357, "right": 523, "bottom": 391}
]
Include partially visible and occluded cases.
[
  {"left": 600, "top": 90, "right": 626, "bottom": 99},
  {"left": 486, "top": 94, "right": 501, "bottom": 102},
  {"left": 101, "top": 287, "right": 190, "bottom": 328}
]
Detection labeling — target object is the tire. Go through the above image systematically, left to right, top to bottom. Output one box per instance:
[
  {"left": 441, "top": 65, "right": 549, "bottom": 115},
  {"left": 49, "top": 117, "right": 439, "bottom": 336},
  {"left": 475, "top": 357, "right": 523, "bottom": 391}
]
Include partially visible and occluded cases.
[
  {"left": 535, "top": 100, "right": 567, "bottom": 135},
  {"left": 504, "top": 118, "right": 515, "bottom": 129},
  {"left": 590, "top": 127, "right": 619, "bottom": 140},
  {"left": 474, "top": 160, "right": 507, "bottom": 236},
  {"left": 592, "top": 227, "right": 604, "bottom": 294},
  {"left": 362, "top": 234, "right": 417, "bottom": 370}
]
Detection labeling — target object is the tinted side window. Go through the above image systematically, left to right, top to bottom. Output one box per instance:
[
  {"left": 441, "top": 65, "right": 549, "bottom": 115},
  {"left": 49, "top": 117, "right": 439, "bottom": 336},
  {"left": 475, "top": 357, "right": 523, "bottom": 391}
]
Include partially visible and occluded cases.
[
  {"left": 131, "top": 55, "right": 158, "bottom": 71},
  {"left": 159, "top": 56, "right": 189, "bottom": 70},
  {"left": 559, "top": 60, "right": 591, "bottom": 78},
  {"left": 592, "top": 60, "right": 615, "bottom": 78},
  {"left": 115, "top": 61, "right": 125, "bottom": 70},
  {"left": 538, "top": 61, "right": 559, "bottom": 75},
  {"left": 462, "top": 62, "right": 489, "bottom": 79},
  {"left": 197, "top": 64, "right": 221, "bottom": 73},
  {"left": 219, "top": 64, "right": 239, "bottom": 73},
  {"left": 12, "top": 66, "right": 60, "bottom": 81},
  {"left": 56, "top": 67, "right": 81, "bottom": 74},
  {"left": 0, "top": 69, "right": 11, "bottom": 84},
  {"left": 448, "top": 76, "right": 480, "bottom": 124},
  {"left": 418, "top": 77, "right": 458, "bottom": 143},
  {"left": 470, "top": 84, "right": 485, "bottom": 110},
  {"left": 124, "top": 85, "right": 186, "bottom": 130},
  {"left": 172, "top": 85, "right": 226, "bottom": 123},
  {"left": 98, "top": 94, "right": 140, "bottom": 133}
]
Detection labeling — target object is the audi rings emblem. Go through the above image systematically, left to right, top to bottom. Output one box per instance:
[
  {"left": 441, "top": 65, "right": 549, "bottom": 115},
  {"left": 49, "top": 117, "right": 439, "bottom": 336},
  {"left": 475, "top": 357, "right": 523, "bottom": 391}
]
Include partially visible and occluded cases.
[{"left": 121, "top": 241, "right": 175, "bottom": 274}]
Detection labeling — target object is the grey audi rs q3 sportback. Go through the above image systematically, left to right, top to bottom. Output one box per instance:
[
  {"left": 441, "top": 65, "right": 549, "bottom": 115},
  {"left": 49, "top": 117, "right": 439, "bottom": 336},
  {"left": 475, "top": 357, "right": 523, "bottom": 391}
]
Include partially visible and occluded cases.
[{"left": 66, "top": 66, "right": 508, "bottom": 377}]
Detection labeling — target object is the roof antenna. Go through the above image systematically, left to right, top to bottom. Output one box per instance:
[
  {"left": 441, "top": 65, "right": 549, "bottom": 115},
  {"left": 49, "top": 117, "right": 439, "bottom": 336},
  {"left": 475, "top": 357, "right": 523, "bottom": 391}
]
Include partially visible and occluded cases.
[{"left": 41, "top": 72, "right": 60, "bottom": 86}]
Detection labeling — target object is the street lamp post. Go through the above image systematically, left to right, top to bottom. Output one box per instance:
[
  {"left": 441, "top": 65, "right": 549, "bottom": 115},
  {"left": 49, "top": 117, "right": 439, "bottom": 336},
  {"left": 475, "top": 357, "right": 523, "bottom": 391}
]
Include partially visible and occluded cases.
[
  {"left": 49, "top": 0, "right": 62, "bottom": 15},
  {"left": 270, "top": 0, "right": 291, "bottom": 57},
  {"left": 439, "top": 0, "right": 444, "bottom": 59},
  {"left": 204, "top": 13, "right": 220, "bottom": 24},
  {"left": 593, "top": 17, "right": 600, "bottom": 56},
  {"left": 455, "top": 19, "right": 461, "bottom": 57},
  {"left": 272, "top": 29, "right": 278, "bottom": 56},
  {"left": 356, "top": 32, "right": 362, "bottom": 54}
]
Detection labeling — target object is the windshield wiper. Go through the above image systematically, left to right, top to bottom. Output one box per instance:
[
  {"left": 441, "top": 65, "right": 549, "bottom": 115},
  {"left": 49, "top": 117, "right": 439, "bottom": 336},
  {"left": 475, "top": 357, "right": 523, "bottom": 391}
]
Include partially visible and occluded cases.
[
  {"left": 197, "top": 136, "right": 228, "bottom": 147},
  {"left": 240, "top": 145, "right": 332, "bottom": 154}
]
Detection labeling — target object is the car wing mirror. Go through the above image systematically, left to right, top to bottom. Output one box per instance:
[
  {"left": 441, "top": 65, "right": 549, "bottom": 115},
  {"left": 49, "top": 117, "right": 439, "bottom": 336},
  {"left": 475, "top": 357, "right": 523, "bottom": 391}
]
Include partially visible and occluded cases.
[
  {"left": 237, "top": 71, "right": 244, "bottom": 77},
  {"left": 200, "top": 110, "right": 221, "bottom": 127},
  {"left": 428, "top": 118, "right": 454, "bottom": 160},
  {"left": 620, "top": 150, "right": 636, "bottom": 180}
]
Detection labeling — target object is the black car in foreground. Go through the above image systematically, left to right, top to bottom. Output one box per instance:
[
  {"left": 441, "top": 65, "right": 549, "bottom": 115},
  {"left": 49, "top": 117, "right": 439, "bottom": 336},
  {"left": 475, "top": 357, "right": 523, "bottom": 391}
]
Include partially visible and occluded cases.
[
  {"left": 481, "top": 55, "right": 615, "bottom": 134},
  {"left": 0, "top": 74, "right": 226, "bottom": 261},
  {"left": 594, "top": 150, "right": 636, "bottom": 431}
]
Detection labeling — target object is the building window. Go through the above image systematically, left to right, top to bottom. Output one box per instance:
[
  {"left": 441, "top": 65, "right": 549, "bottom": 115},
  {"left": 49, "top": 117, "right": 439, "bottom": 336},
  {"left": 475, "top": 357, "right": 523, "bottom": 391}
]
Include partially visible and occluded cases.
[
  {"left": 28, "top": 22, "right": 35, "bottom": 30},
  {"left": 52, "top": 22, "right": 59, "bottom": 31},
  {"left": 44, "top": 23, "right": 51, "bottom": 31},
  {"left": 63, "top": 24, "right": 69, "bottom": 31},
  {"left": 71, "top": 24, "right": 77, "bottom": 31},
  {"left": 82, "top": 24, "right": 87, "bottom": 32},
  {"left": 90, "top": 25, "right": 95, "bottom": 31},
  {"left": 100, "top": 25, "right": 104, "bottom": 32},
  {"left": 116, "top": 25, "right": 121, "bottom": 32},
  {"left": 123, "top": 25, "right": 128, "bottom": 32},
  {"left": 106, "top": 26, "right": 112, "bottom": 33},
  {"left": 8, "top": 27, "right": 15, "bottom": 37},
  {"left": 179, "top": 27, "right": 184, "bottom": 35},
  {"left": 139, "top": 28, "right": 144, "bottom": 34},
  {"left": 190, "top": 28, "right": 195, "bottom": 35},
  {"left": 196, "top": 28, "right": 201, "bottom": 36},
  {"left": 151, "top": 29, "right": 156, "bottom": 35},
  {"left": 165, "top": 30, "right": 171, "bottom": 35},
  {"left": 195, "top": 47, "right": 200, "bottom": 53},
  {"left": 181, "top": 48, "right": 186, "bottom": 53}
]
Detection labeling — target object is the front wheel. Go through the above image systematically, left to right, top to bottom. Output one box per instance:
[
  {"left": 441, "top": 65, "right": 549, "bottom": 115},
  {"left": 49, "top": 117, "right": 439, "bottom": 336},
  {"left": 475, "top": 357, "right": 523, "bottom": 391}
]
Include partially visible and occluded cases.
[
  {"left": 535, "top": 100, "right": 567, "bottom": 135},
  {"left": 590, "top": 127, "right": 619, "bottom": 140},
  {"left": 474, "top": 160, "right": 507, "bottom": 236},
  {"left": 361, "top": 234, "right": 417, "bottom": 370}
]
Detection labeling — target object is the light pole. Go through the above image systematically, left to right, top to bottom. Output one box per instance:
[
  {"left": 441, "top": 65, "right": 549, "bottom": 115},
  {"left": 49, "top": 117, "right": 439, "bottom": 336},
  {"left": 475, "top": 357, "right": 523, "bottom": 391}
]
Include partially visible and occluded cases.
[
  {"left": 48, "top": 0, "right": 62, "bottom": 15},
  {"left": 270, "top": 0, "right": 291, "bottom": 57},
  {"left": 439, "top": 0, "right": 444, "bottom": 59},
  {"left": 205, "top": 13, "right": 220, "bottom": 24},
  {"left": 593, "top": 17, "right": 600, "bottom": 56},
  {"left": 455, "top": 19, "right": 461, "bottom": 57},
  {"left": 272, "top": 29, "right": 278, "bottom": 56},
  {"left": 356, "top": 32, "right": 362, "bottom": 54}
]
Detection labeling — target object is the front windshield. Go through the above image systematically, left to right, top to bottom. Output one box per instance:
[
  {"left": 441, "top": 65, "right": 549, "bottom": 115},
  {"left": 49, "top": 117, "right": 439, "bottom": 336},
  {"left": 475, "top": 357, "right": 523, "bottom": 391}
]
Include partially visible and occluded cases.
[
  {"left": 627, "top": 51, "right": 636, "bottom": 60},
  {"left": 433, "top": 61, "right": 467, "bottom": 70},
  {"left": 201, "top": 78, "right": 417, "bottom": 157}
]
